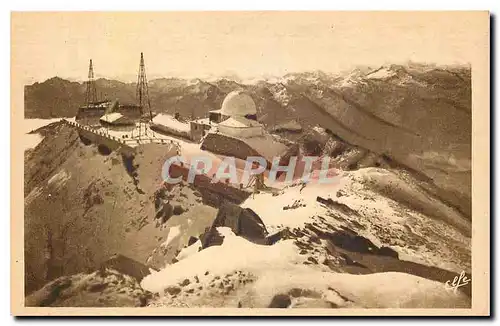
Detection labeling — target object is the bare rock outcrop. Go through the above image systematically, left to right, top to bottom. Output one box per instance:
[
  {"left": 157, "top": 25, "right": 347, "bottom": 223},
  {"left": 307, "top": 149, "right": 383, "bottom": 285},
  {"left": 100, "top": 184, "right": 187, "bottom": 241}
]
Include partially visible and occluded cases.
[{"left": 25, "top": 268, "right": 154, "bottom": 307}]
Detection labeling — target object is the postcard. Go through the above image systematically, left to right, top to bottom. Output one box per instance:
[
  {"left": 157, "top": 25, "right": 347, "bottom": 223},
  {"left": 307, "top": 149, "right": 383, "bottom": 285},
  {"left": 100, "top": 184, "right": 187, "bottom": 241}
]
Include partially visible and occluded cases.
[{"left": 11, "top": 11, "right": 490, "bottom": 316}]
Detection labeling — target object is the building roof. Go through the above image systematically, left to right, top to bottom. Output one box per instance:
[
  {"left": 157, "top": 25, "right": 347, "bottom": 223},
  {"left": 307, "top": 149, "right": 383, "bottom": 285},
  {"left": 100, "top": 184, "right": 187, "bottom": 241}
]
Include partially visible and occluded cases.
[
  {"left": 220, "top": 91, "right": 257, "bottom": 117},
  {"left": 100, "top": 112, "right": 124, "bottom": 123},
  {"left": 152, "top": 113, "right": 190, "bottom": 133},
  {"left": 219, "top": 116, "right": 262, "bottom": 129},
  {"left": 192, "top": 118, "right": 212, "bottom": 125},
  {"left": 242, "top": 134, "right": 290, "bottom": 162}
]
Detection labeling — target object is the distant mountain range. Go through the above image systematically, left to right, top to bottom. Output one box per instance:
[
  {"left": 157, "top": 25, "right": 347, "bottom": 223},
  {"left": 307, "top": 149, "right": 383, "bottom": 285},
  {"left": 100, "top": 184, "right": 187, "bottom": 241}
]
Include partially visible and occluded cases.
[{"left": 24, "top": 63, "right": 471, "bottom": 214}]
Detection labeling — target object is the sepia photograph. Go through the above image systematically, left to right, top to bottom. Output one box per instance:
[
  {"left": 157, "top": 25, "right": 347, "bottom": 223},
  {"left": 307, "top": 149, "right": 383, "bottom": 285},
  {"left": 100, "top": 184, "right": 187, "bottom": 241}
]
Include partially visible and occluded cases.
[{"left": 10, "top": 11, "right": 490, "bottom": 316}]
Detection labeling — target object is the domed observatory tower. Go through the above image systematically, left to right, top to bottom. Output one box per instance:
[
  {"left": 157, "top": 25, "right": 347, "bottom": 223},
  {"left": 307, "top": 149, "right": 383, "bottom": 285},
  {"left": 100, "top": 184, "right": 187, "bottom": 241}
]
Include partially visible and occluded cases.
[
  {"left": 201, "top": 91, "right": 298, "bottom": 168},
  {"left": 217, "top": 91, "right": 264, "bottom": 138}
]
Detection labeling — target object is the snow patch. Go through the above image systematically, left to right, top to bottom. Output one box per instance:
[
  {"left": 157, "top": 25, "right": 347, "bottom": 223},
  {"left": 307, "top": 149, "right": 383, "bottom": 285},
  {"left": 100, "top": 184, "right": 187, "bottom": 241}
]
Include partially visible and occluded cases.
[
  {"left": 366, "top": 68, "right": 397, "bottom": 80},
  {"left": 271, "top": 84, "right": 291, "bottom": 106},
  {"left": 152, "top": 114, "right": 191, "bottom": 133},
  {"left": 24, "top": 117, "right": 76, "bottom": 150},
  {"left": 24, "top": 117, "right": 75, "bottom": 134},
  {"left": 25, "top": 134, "right": 45, "bottom": 150},
  {"left": 409, "top": 151, "right": 471, "bottom": 173},
  {"left": 334, "top": 168, "right": 470, "bottom": 272},
  {"left": 47, "top": 169, "right": 71, "bottom": 189},
  {"left": 241, "top": 182, "right": 343, "bottom": 232},
  {"left": 25, "top": 186, "right": 43, "bottom": 205},
  {"left": 143, "top": 224, "right": 469, "bottom": 308},
  {"left": 161, "top": 226, "right": 181, "bottom": 248},
  {"left": 141, "top": 227, "right": 303, "bottom": 293},
  {"left": 176, "top": 240, "right": 202, "bottom": 262},
  {"left": 252, "top": 269, "right": 470, "bottom": 308}
]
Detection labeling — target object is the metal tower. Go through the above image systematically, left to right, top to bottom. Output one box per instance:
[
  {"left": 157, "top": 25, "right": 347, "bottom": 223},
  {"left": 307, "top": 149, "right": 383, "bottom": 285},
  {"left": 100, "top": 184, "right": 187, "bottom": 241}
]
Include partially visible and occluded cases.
[
  {"left": 136, "top": 52, "right": 153, "bottom": 120},
  {"left": 85, "top": 59, "right": 97, "bottom": 107}
]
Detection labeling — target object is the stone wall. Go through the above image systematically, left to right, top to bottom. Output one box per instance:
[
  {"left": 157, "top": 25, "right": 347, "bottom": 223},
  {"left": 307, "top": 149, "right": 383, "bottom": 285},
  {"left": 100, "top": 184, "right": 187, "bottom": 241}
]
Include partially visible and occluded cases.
[
  {"left": 62, "top": 119, "right": 136, "bottom": 157},
  {"left": 201, "top": 133, "right": 260, "bottom": 162},
  {"left": 168, "top": 163, "right": 251, "bottom": 207}
]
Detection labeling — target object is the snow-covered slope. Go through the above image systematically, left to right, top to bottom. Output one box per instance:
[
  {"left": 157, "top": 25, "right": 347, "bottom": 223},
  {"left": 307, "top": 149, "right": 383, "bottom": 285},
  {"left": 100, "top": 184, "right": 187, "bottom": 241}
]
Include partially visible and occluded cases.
[
  {"left": 24, "top": 63, "right": 472, "bottom": 308},
  {"left": 24, "top": 118, "right": 75, "bottom": 150},
  {"left": 141, "top": 166, "right": 470, "bottom": 308},
  {"left": 142, "top": 228, "right": 469, "bottom": 308}
]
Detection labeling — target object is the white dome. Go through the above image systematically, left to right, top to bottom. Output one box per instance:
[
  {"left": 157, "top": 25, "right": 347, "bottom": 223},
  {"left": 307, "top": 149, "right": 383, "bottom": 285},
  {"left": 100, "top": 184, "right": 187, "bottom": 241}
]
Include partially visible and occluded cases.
[{"left": 220, "top": 91, "right": 257, "bottom": 117}]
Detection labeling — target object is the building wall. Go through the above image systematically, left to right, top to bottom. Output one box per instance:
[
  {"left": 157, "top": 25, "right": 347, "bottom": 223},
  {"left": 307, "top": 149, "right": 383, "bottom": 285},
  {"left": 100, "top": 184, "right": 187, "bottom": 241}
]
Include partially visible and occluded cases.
[
  {"left": 118, "top": 105, "right": 143, "bottom": 119},
  {"left": 76, "top": 107, "right": 106, "bottom": 120},
  {"left": 209, "top": 112, "right": 221, "bottom": 123},
  {"left": 100, "top": 116, "right": 135, "bottom": 127},
  {"left": 64, "top": 120, "right": 136, "bottom": 157},
  {"left": 190, "top": 121, "right": 212, "bottom": 142},
  {"left": 190, "top": 122, "right": 205, "bottom": 142},
  {"left": 150, "top": 123, "right": 192, "bottom": 141},
  {"left": 217, "top": 125, "right": 263, "bottom": 138},
  {"left": 201, "top": 132, "right": 298, "bottom": 175},
  {"left": 201, "top": 133, "right": 261, "bottom": 162},
  {"left": 168, "top": 163, "right": 251, "bottom": 206}
]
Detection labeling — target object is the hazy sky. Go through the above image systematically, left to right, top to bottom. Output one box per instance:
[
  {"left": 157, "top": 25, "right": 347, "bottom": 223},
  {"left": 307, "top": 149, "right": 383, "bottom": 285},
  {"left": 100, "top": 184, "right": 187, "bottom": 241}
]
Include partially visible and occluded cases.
[{"left": 12, "top": 11, "right": 486, "bottom": 83}]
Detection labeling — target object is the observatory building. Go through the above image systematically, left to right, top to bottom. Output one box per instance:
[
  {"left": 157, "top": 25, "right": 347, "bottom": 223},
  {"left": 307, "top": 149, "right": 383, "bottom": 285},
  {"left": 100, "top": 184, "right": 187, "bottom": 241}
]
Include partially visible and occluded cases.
[
  {"left": 76, "top": 55, "right": 149, "bottom": 127},
  {"left": 190, "top": 90, "right": 262, "bottom": 141},
  {"left": 198, "top": 91, "right": 298, "bottom": 167},
  {"left": 216, "top": 91, "right": 263, "bottom": 138}
]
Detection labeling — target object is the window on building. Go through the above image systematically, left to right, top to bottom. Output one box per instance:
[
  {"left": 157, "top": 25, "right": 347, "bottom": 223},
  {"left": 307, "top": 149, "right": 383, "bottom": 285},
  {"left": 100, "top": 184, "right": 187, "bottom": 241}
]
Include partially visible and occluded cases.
[{"left": 245, "top": 114, "right": 257, "bottom": 121}]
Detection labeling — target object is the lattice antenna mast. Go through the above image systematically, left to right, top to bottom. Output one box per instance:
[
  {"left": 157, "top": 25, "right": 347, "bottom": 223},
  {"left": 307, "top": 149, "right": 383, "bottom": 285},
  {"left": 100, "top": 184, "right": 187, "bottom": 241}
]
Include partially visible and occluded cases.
[
  {"left": 136, "top": 52, "right": 153, "bottom": 120},
  {"left": 85, "top": 59, "right": 98, "bottom": 107}
]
